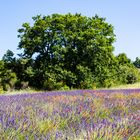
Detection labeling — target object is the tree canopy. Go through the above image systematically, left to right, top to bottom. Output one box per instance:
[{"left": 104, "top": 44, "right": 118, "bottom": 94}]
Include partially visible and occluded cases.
[{"left": 17, "top": 13, "right": 116, "bottom": 88}]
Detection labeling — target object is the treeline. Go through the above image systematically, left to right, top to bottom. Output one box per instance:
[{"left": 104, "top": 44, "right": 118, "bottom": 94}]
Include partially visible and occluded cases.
[{"left": 0, "top": 13, "right": 140, "bottom": 92}]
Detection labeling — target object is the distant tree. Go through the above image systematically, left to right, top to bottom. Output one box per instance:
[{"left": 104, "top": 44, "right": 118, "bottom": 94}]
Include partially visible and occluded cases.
[
  {"left": 2, "top": 50, "right": 15, "bottom": 63},
  {"left": 2, "top": 50, "right": 16, "bottom": 71},
  {"left": 116, "top": 53, "right": 131, "bottom": 65},
  {"left": 115, "top": 54, "right": 140, "bottom": 85},
  {"left": 133, "top": 57, "right": 140, "bottom": 68},
  {"left": 0, "top": 60, "right": 17, "bottom": 91},
  {"left": 117, "top": 65, "right": 139, "bottom": 84}
]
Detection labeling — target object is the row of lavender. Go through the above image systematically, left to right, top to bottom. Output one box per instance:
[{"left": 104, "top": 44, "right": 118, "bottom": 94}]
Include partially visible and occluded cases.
[{"left": 0, "top": 89, "right": 140, "bottom": 139}]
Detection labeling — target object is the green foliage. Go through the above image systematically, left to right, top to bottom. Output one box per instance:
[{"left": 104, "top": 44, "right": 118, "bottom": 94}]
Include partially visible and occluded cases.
[
  {"left": 1, "top": 13, "right": 140, "bottom": 91},
  {"left": 16, "top": 13, "right": 117, "bottom": 90},
  {"left": 2, "top": 49, "right": 15, "bottom": 62},
  {"left": 114, "top": 53, "right": 140, "bottom": 85},
  {"left": 117, "top": 53, "right": 131, "bottom": 65},
  {"left": 133, "top": 57, "right": 140, "bottom": 68},
  {"left": 0, "top": 60, "right": 17, "bottom": 91},
  {"left": 75, "top": 65, "right": 94, "bottom": 89},
  {"left": 117, "top": 65, "right": 140, "bottom": 84},
  {"left": 43, "top": 66, "right": 76, "bottom": 90},
  {"left": 1, "top": 70, "right": 17, "bottom": 91},
  {"left": 126, "top": 72, "right": 137, "bottom": 84},
  {"left": 43, "top": 78, "right": 57, "bottom": 91},
  {"left": 15, "top": 81, "right": 29, "bottom": 90},
  {"left": 59, "top": 84, "right": 70, "bottom": 90},
  {"left": 0, "top": 85, "right": 3, "bottom": 94}
]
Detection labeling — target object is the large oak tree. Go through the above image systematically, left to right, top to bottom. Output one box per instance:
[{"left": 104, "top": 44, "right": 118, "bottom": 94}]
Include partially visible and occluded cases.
[{"left": 17, "top": 13, "right": 121, "bottom": 88}]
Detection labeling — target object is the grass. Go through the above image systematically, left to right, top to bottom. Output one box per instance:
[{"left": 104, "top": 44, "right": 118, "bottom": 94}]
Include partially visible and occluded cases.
[
  {"left": 2, "top": 82, "right": 140, "bottom": 96},
  {"left": 109, "top": 82, "right": 140, "bottom": 89},
  {"left": 1, "top": 88, "right": 43, "bottom": 95}
]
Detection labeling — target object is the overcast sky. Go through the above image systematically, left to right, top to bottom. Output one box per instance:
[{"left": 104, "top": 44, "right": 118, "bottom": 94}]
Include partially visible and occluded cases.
[{"left": 0, "top": 0, "right": 140, "bottom": 60}]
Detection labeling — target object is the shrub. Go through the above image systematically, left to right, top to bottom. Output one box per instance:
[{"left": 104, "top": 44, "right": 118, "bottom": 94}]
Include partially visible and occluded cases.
[
  {"left": 75, "top": 65, "right": 94, "bottom": 89},
  {"left": 118, "top": 65, "right": 140, "bottom": 85},
  {"left": 126, "top": 72, "right": 137, "bottom": 84},
  {"left": 0, "top": 85, "right": 3, "bottom": 94}
]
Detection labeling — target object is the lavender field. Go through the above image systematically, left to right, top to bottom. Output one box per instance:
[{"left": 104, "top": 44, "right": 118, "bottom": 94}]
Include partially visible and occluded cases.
[{"left": 0, "top": 89, "right": 140, "bottom": 140}]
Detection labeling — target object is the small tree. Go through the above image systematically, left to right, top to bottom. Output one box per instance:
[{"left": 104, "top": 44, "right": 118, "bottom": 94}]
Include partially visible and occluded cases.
[
  {"left": 133, "top": 57, "right": 140, "bottom": 68},
  {"left": 0, "top": 60, "right": 17, "bottom": 91}
]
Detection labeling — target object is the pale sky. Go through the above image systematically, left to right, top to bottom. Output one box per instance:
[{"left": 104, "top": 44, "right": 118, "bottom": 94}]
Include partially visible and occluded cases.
[{"left": 0, "top": 0, "right": 140, "bottom": 60}]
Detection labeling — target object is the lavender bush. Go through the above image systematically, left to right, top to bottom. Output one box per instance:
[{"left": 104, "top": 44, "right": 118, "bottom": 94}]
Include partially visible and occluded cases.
[{"left": 0, "top": 89, "right": 140, "bottom": 139}]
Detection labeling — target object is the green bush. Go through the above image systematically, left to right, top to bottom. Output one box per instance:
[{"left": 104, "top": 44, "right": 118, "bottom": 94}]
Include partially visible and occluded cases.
[
  {"left": 0, "top": 61, "right": 17, "bottom": 91},
  {"left": 75, "top": 65, "right": 94, "bottom": 89},
  {"left": 117, "top": 65, "right": 140, "bottom": 85},
  {"left": 126, "top": 71, "right": 138, "bottom": 84},
  {"left": 43, "top": 78, "right": 56, "bottom": 91},
  {"left": 15, "top": 81, "right": 29, "bottom": 90},
  {"left": 0, "top": 85, "right": 4, "bottom": 94},
  {"left": 60, "top": 85, "right": 70, "bottom": 90}
]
